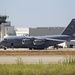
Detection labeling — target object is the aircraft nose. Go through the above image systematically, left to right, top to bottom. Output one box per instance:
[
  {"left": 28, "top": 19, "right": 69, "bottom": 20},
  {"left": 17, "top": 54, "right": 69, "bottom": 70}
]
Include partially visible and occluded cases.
[
  {"left": 0, "top": 40, "right": 4, "bottom": 45},
  {"left": 0, "top": 40, "right": 2, "bottom": 45},
  {"left": 0, "top": 40, "right": 3, "bottom": 47},
  {"left": 0, "top": 40, "right": 5, "bottom": 48}
]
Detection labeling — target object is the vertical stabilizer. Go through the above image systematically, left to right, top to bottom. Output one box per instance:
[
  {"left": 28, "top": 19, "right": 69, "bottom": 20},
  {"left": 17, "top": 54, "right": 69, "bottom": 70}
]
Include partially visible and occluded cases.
[{"left": 62, "top": 19, "right": 75, "bottom": 36}]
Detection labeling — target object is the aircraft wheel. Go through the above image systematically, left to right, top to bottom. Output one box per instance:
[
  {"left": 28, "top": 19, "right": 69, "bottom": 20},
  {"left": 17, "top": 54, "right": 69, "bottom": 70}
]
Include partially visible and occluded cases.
[
  {"left": 70, "top": 44, "right": 73, "bottom": 48},
  {"left": 53, "top": 45, "right": 59, "bottom": 49},
  {"left": 4, "top": 47, "right": 6, "bottom": 50},
  {"left": 29, "top": 48, "right": 32, "bottom": 50},
  {"left": 34, "top": 48, "right": 44, "bottom": 50}
]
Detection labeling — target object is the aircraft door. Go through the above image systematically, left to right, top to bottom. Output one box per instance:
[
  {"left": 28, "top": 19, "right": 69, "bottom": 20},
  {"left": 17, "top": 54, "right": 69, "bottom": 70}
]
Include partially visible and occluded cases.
[{"left": 11, "top": 43, "right": 14, "bottom": 49}]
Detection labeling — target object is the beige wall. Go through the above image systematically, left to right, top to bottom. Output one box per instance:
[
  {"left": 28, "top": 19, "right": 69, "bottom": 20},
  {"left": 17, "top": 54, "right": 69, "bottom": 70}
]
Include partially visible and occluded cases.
[{"left": 16, "top": 28, "right": 29, "bottom": 36}]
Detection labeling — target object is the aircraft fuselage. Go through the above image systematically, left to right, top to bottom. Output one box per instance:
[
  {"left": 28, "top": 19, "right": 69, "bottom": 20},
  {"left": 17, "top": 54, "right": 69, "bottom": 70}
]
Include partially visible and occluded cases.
[{"left": 0, "top": 35, "right": 71, "bottom": 49}]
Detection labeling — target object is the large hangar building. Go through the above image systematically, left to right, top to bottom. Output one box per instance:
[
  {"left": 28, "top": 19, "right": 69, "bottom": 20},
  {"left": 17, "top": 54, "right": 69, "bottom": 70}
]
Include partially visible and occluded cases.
[{"left": 16, "top": 27, "right": 65, "bottom": 36}]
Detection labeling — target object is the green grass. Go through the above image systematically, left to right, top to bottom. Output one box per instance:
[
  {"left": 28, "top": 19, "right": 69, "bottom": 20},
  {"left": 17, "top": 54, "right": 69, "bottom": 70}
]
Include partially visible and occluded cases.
[
  {"left": 0, "top": 56, "right": 75, "bottom": 75},
  {"left": 0, "top": 63, "right": 75, "bottom": 75},
  {"left": 0, "top": 64, "right": 75, "bottom": 75}
]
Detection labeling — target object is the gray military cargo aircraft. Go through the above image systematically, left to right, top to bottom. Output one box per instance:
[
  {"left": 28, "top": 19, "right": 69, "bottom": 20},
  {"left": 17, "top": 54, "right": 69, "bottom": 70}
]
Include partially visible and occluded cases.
[{"left": 0, "top": 19, "right": 75, "bottom": 50}]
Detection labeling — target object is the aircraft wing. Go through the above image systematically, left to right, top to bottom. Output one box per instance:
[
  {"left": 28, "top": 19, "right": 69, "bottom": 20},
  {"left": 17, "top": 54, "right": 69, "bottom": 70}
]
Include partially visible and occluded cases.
[
  {"left": 33, "top": 38, "right": 65, "bottom": 46},
  {"left": 45, "top": 38, "right": 65, "bottom": 42}
]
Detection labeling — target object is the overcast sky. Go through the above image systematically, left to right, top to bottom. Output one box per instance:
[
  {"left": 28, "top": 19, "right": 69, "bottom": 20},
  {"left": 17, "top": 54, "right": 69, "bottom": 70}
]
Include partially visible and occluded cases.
[{"left": 0, "top": 0, "right": 75, "bottom": 28}]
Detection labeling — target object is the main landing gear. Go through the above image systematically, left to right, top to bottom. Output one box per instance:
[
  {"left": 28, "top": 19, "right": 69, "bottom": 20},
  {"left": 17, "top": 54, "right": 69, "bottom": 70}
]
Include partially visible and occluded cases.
[{"left": 53, "top": 45, "right": 59, "bottom": 49}]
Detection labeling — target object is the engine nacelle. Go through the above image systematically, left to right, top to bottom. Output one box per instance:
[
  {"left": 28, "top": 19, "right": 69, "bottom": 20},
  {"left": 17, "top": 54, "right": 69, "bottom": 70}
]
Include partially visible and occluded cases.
[
  {"left": 22, "top": 39, "right": 33, "bottom": 44},
  {"left": 33, "top": 39, "right": 45, "bottom": 45}
]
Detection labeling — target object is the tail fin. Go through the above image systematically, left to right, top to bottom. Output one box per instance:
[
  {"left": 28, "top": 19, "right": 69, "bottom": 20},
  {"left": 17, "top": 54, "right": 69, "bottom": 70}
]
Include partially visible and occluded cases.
[{"left": 62, "top": 19, "right": 75, "bottom": 36}]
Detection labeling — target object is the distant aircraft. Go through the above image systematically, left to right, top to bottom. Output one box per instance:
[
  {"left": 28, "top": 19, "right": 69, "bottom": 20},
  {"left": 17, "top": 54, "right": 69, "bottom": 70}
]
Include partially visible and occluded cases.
[{"left": 0, "top": 19, "right": 75, "bottom": 50}]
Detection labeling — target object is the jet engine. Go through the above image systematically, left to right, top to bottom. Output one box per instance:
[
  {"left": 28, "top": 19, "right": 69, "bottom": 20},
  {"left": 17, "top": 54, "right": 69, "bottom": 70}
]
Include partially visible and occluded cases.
[
  {"left": 22, "top": 39, "right": 33, "bottom": 44},
  {"left": 33, "top": 39, "right": 45, "bottom": 45}
]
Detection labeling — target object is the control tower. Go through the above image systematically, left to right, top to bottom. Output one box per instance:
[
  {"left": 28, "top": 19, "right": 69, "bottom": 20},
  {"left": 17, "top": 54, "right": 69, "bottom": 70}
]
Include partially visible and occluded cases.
[
  {"left": 0, "top": 15, "right": 8, "bottom": 40},
  {"left": 0, "top": 15, "right": 8, "bottom": 24},
  {"left": 0, "top": 15, "right": 16, "bottom": 40}
]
